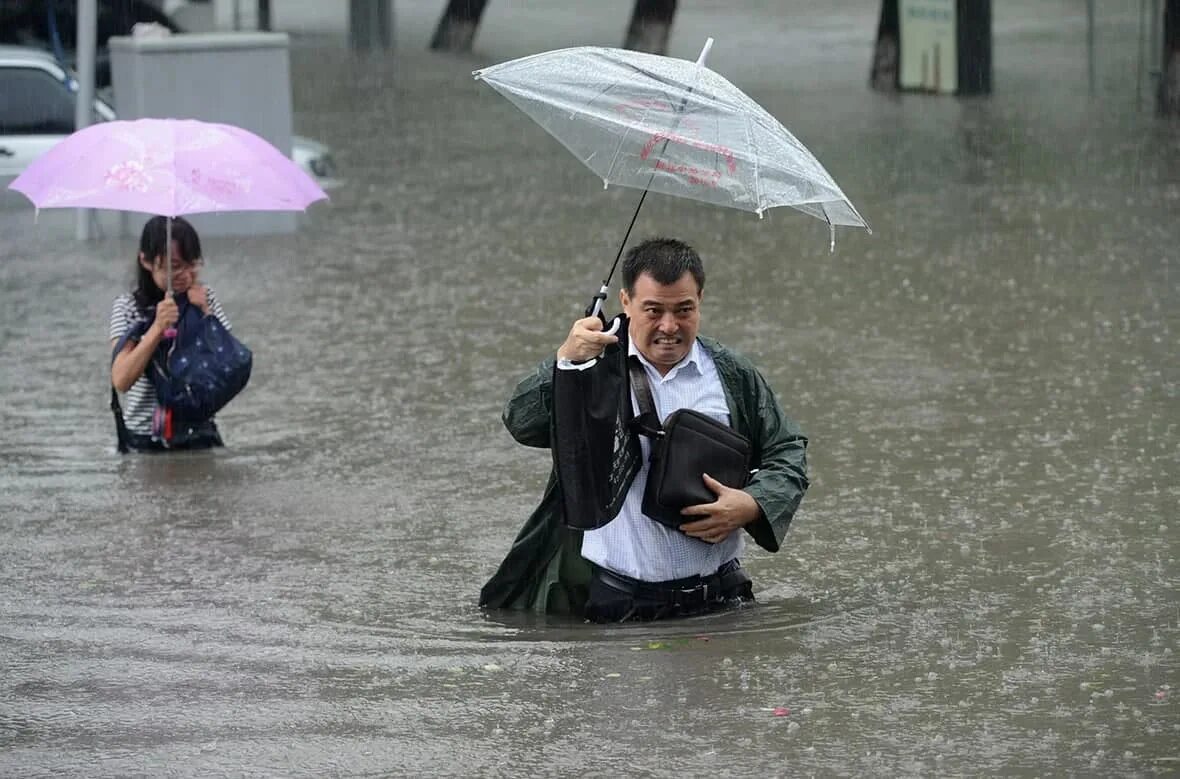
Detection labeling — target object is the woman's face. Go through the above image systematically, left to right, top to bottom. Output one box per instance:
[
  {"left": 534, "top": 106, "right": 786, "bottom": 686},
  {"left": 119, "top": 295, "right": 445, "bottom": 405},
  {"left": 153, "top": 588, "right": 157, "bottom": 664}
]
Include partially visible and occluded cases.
[{"left": 140, "top": 240, "right": 202, "bottom": 294}]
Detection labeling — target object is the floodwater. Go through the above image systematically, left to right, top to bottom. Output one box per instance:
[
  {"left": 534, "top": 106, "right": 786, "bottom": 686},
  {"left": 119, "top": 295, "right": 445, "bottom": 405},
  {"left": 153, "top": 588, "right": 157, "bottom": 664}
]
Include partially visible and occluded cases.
[{"left": 1, "top": 1, "right": 1177, "bottom": 776}]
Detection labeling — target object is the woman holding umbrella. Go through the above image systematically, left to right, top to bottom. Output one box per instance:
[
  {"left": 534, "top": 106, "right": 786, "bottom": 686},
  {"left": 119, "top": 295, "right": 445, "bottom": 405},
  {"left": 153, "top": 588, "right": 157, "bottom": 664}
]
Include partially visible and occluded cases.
[
  {"left": 7, "top": 116, "right": 325, "bottom": 451},
  {"left": 109, "top": 216, "right": 232, "bottom": 452}
]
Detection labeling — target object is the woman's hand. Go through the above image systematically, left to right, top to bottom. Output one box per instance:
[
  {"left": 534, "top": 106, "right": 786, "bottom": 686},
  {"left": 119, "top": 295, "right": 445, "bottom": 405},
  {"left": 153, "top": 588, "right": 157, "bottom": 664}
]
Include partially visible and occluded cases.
[
  {"left": 187, "top": 284, "right": 210, "bottom": 315},
  {"left": 149, "top": 295, "right": 179, "bottom": 337}
]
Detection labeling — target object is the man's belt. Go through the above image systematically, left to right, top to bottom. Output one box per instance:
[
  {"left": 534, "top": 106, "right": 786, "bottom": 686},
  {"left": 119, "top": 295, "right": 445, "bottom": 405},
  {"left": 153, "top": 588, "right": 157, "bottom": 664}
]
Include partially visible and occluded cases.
[{"left": 595, "top": 559, "right": 747, "bottom": 610}]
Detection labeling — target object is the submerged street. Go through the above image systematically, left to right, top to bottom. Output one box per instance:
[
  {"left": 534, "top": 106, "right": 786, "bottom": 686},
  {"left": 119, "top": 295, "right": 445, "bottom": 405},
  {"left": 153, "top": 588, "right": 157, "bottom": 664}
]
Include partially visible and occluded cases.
[{"left": 0, "top": 1, "right": 1176, "bottom": 775}]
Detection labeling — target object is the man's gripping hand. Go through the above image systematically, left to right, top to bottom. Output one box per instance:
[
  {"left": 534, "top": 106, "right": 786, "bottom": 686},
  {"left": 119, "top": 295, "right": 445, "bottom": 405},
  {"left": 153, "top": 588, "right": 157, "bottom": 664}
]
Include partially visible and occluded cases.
[
  {"left": 557, "top": 315, "right": 619, "bottom": 363},
  {"left": 679, "top": 473, "right": 761, "bottom": 544}
]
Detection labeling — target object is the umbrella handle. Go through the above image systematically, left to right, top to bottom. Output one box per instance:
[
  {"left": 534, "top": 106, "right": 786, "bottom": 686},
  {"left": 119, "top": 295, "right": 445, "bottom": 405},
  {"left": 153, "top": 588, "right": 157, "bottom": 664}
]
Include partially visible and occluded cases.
[
  {"left": 585, "top": 282, "right": 610, "bottom": 320},
  {"left": 150, "top": 299, "right": 178, "bottom": 340}
]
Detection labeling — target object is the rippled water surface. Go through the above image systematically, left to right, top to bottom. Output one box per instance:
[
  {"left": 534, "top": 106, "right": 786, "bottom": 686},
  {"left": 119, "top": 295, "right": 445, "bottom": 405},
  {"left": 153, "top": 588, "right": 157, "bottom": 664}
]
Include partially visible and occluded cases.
[{"left": 1, "top": 1, "right": 1177, "bottom": 776}]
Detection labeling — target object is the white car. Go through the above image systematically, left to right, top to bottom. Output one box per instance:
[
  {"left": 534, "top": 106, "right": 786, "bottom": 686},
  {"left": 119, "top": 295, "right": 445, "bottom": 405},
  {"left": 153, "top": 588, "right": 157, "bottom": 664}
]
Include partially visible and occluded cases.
[{"left": 0, "top": 45, "right": 342, "bottom": 190}]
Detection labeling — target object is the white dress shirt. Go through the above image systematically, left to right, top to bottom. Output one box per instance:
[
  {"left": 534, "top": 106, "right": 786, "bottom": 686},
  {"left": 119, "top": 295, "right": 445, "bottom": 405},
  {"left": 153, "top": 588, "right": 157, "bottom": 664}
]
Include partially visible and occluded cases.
[{"left": 578, "top": 339, "right": 744, "bottom": 581}]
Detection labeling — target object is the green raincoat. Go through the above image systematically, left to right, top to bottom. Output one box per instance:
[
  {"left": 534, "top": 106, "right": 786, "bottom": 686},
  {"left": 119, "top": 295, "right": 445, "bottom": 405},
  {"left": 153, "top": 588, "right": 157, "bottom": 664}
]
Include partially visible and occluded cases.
[{"left": 479, "top": 336, "right": 809, "bottom": 615}]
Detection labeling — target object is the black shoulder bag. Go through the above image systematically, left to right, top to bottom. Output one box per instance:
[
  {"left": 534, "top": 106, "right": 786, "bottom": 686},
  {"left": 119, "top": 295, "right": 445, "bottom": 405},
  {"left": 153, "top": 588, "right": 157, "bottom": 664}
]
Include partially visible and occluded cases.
[
  {"left": 110, "top": 294, "right": 251, "bottom": 452},
  {"left": 627, "top": 357, "right": 752, "bottom": 529}
]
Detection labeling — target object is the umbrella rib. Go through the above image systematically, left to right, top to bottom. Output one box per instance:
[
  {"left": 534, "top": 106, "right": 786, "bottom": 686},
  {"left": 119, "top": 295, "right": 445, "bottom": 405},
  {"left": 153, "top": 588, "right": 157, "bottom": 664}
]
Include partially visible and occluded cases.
[
  {"left": 600, "top": 55, "right": 710, "bottom": 183},
  {"left": 580, "top": 57, "right": 680, "bottom": 184},
  {"left": 616, "top": 60, "right": 703, "bottom": 98},
  {"left": 567, "top": 80, "right": 622, "bottom": 123},
  {"left": 574, "top": 81, "right": 630, "bottom": 182},
  {"left": 604, "top": 90, "right": 668, "bottom": 185},
  {"left": 743, "top": 114, "right": 763, "bottom": 215},
  {"left": 603, "top": 122, "right": 630, "bottom": 185}
]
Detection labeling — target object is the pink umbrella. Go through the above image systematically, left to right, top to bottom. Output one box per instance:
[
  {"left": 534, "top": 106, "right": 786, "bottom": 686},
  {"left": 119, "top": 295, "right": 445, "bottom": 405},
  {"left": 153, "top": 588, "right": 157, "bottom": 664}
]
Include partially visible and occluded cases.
[{"left": 8, "top": 117, "right": 328, "bottom": 301}]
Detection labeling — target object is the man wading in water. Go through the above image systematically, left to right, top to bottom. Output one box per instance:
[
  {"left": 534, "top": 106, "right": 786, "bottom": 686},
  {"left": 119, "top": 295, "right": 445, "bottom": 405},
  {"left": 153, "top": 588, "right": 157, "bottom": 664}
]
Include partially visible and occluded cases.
[{"left": 480, "top": 238, "right": 809, "bottom": 622}]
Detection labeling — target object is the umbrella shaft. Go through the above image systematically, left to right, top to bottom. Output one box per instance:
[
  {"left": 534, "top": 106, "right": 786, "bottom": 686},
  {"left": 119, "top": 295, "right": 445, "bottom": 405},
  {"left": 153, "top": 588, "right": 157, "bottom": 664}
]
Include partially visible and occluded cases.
[
  {"left": 595, "top": 41, "right": 707, "bottom": 309},
  {"left": 611, "top": 187, "right": 649, "bottom": 274},
  {"left": 590, "top": 188, "right": 650, "bottom": 317},
  {"left": 166, "top": 216, "right": 173, "bottom": 296}
]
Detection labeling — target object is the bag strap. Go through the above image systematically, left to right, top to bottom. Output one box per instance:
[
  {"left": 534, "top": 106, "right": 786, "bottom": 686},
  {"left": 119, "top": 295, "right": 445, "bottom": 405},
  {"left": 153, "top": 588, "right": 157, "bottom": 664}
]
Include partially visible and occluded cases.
[
  {"left": 109, "top": 320, "right": 151, "bottom": 455},
  {"left": 627, "top": 357, "right": 664, "bottom": 439},
  {"left": 110, "top": 388, "right": 130, "bottom": 454}
]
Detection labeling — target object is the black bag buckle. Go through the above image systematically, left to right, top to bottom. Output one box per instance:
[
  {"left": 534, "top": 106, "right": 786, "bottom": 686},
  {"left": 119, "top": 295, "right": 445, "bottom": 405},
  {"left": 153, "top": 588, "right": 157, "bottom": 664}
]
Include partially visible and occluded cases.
[{"left": 628, "top": 410, "right": 664, "bottom": 439}]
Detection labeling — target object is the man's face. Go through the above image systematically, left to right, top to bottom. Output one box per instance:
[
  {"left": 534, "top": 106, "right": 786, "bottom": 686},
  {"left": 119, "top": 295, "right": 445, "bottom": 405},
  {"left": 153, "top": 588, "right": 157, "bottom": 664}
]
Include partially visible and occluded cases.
[{"left": 620, "top": 271, "right": 701, "bottom": 374}]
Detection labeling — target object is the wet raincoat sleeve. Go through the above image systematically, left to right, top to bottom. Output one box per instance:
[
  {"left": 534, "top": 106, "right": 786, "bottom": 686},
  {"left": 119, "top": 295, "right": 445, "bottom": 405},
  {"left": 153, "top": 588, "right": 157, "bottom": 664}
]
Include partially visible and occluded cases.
[
  {"left": 707, "top": 340, "right": 810, "bottom": 553},
  {"left": 479, "top": 358, "right": 594, "bottom": 614},
  {"left": 501, "top": 358, "right": 556, "bottom": 448}
]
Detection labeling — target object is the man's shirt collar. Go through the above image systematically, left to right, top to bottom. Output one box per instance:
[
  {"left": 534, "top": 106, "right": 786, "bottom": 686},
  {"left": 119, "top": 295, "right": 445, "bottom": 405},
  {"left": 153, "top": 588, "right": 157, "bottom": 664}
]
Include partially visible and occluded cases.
[{"left": 628, "top": 337, "right": 703, "bottom": 381}]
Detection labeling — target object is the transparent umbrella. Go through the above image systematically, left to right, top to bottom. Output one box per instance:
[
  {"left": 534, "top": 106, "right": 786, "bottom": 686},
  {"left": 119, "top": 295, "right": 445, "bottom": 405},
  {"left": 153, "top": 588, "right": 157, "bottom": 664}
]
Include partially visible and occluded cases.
[{"left": 475, "top": 38, "right": 870, "bottom": 313}]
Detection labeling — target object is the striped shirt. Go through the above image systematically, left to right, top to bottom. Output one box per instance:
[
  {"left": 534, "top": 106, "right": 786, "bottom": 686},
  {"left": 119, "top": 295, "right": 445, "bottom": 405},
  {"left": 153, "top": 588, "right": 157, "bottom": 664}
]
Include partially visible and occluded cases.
[
  {"left": 108, "top": 289, "right": 231, "bottom": 436},
  {"left": 580, "top": 338, "right": 744, "bottom": 582}
]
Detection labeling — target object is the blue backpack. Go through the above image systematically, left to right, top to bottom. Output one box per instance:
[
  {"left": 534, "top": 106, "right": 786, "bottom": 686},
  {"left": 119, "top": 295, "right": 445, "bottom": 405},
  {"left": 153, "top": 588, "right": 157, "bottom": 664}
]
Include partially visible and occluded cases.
[{"left": 111, "top": 293, "right": 252, "bottom": 451}]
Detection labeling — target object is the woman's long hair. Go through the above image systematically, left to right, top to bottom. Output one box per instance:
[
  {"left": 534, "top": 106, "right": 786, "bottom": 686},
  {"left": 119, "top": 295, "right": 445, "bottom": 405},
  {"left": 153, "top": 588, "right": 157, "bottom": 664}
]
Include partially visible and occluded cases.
[{"left": 132, "top": 216, "right": 202, "bottom": 311}]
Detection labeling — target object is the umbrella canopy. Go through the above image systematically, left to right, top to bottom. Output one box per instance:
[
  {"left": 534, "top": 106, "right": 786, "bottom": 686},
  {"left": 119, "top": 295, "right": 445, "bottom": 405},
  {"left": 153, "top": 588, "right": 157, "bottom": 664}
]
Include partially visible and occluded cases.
[
  {"left": 474, "top": 43, "right": 869, "bottom": 232},
  {"left": 8, "top": 118, "right": 327, "bottom": 217}
]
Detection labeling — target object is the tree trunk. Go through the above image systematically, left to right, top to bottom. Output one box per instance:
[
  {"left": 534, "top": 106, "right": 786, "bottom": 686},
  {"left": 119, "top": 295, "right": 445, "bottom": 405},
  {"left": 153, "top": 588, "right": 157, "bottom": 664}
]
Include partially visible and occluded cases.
[
  {"left": 350, "top": 0, "right": 393, "bottom": 52},
  {"left": 430, "top": 0, "right": 490, "bottom": 52},
  {"left": 623, "top": 0, "right": 677, "bottom": 55},
  {"left": 869, "top": 0, "right": 900, "bottom": 91},
  {"left": 956, "top": 0, "right": 992, "bottom": 95},
  {"left": 1161, "top": 0, "right": 1180, "bottom": 117}
]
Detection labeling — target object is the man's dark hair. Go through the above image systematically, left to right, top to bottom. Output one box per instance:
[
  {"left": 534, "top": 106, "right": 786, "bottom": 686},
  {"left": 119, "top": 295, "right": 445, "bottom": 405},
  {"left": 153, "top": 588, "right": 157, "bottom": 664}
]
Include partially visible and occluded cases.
[{"left": 621, "top": 237, "right": 705, "bottom": 296}]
